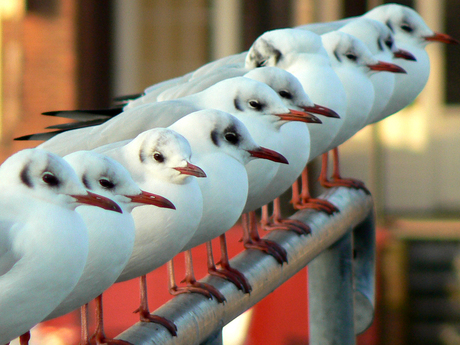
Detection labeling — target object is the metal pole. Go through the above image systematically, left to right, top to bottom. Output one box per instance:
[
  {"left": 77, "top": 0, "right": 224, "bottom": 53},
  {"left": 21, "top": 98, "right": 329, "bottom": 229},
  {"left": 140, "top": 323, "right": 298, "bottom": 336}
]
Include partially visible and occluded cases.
[
  {"left": 370, "top": 123, "right": 386, "bottom": 224},
  {"left": 115, "top": 187, "right": 373, "bottom": 345},
  {"left": 353, "top": 210, "right": 376, "bottom": 334},
  {"left": 308, "top": 231, "right": 356, "bottom": 345},
  {"left": 200, "top": 329, "right": 223, "bottom": 345}
]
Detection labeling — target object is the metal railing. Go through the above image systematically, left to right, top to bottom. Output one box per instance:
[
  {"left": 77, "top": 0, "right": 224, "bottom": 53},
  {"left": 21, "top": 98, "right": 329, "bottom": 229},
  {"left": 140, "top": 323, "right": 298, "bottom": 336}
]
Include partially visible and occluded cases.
[{"left": 115, "top": 186, "right": 375, "bottom": 345}]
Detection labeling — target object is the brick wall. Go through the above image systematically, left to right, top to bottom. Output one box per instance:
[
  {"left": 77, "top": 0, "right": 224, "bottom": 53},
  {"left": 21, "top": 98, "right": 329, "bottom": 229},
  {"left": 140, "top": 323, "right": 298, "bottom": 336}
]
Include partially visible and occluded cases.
[{"left": 0, "top": 0, "right": 77, "bottom": 162}]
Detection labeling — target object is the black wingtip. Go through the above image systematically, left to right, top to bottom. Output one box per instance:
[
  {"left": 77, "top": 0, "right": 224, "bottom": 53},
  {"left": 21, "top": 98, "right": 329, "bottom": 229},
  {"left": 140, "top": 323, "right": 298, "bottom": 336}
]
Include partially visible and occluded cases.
[
  {"left": 113, "top": 93, "right": 143, "bottom": 102},
  {"left": 41, "top": 108, "right": 123, "bottom": 118},
  {"left": 42, "top": 111, "right": 62, "bottom": 116},
  {"left": 45, "top": 118, "right": 107, "bottom": 130},
  {"left": 14, "top": 130, "right": 66, "bottom": 141},
  {"left": 14, "top": 134, "right": 35, "bottom": 141}
]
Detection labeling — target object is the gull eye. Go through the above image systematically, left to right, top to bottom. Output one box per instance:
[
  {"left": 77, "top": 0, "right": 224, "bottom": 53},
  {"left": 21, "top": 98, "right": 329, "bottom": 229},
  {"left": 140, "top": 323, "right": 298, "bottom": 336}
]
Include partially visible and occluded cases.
[
  {"left": 401, "top": 23, "right": 413, "bottom": 33},
  {"left": 385, "top": 38, "right": 394, "bottom": 49},
  {"left": 345, "top": 53, "right": 357, "bottom": 61},
  {"left": 257, "top": 59, "right": 268, "bottom": 68},
  {"left": 279, "top": 90, "right": 292, "bottom": 99},
  {"left": 248, "top": 100, "right": 262, "bottom": 111},
  {"left": 224, "top": 132, "right": 239, "bottom": 145},
  {"left": 153, "top": 152, "right": 164, "bottom": 163},
  {"left": 42, "top": 172, "right": 59, "bottom": 187},
  {"left": 99, "top": 178, "right": 115, "bottom": 189}
]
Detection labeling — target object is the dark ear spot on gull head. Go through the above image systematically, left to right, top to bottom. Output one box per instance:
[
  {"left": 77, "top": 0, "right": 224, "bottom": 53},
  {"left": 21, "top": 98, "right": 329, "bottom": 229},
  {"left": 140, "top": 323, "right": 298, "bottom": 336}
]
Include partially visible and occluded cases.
[
  {"left": 385, "top": 20, "right": 394, "bottom": 33},
  {"left": 248, "top": 38, "right": 282, "bottom": 68},
  {"left": 247, "top": 39, "right": 267, "bottom": 65},
  {"left": 272, "top": 48, "right": 282, "bottom": 65},
  {"left": 333, "top": 50, "right": 341, "bottom": 62},
  {"left": 234, "top": 97, "right": 243, "bottom": 111},
  {"left": 211, "top": 129, "right": 220, "bottom": 146},
  {"left": 139, "top": 148, "right": 146, "bottom": 163},
  {"left": 20, "top": 163, "right": 33, "bottom": 188},
  {"left": 82, "top": 173, "right": 91, "bottom": 189}
]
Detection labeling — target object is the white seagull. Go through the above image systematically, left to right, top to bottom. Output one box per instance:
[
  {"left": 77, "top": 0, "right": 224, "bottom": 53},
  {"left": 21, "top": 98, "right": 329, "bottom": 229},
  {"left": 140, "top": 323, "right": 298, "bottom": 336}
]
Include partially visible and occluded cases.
[
  {"left": 363, "top": 3, "right": 458, "bottom": 119},
  {"left": 337, "top": 17, "right": 416, "bottom": 124},
  {"left": 243, "top": 28, "right": 346, "bottom": 213},
  {"left": 316, "top": 30, "right": 405, "bottom": 191},
  {"left": 243, "top": 67, "right": 334, "bottom": 233},
  {"left": 170, "top": 109, "right": 288, "bottom": 295},
  {"left": 94, "top": 127, "right": 205, "bottom": 335},
  {"left": 0, "top": 148, "right": 121, "bottom": 345},
  {"left": 42, "top": 150, "right": 175, "bottom": 344}
]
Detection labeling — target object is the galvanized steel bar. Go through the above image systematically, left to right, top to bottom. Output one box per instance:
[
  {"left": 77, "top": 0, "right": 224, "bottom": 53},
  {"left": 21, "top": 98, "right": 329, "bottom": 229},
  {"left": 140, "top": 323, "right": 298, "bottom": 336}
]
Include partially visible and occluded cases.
[
  {"left": 116, "top": 187, "right": 373, "bottom": 345},
  {"left": 353, "top": 210, "right": 376, "bottom": 334},
  {"left": 308, "top": 231, "right": 355, "bottom": 345},
  {"left": 200, "top": 329, "right": 223, "bottom": 345}
]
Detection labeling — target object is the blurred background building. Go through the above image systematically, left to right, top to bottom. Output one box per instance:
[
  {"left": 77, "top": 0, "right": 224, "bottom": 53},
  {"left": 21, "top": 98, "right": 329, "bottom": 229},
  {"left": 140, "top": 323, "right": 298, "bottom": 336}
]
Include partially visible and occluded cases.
[{"left": 2, "top": 0, "right": 460, "bottom": 344}]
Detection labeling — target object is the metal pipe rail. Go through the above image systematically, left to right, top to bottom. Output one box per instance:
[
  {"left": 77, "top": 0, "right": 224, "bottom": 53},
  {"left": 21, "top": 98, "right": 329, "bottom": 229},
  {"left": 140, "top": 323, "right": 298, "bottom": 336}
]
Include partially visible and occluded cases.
[{"left": 116, "top": 187, "right": 374, "bottom": 345}]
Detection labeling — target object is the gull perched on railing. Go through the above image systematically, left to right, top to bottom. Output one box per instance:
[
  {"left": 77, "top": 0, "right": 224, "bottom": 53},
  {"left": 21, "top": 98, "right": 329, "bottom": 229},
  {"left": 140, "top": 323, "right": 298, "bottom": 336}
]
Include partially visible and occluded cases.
[
  {"left": 334, "top": 17, "right": 416, "bottom": 124},
  {"left": 318, "top": 30, "right": 406, "bottom": 191},
  {"left": 94, "top": 127, "right": 205, "bottom": 336},
  {"left": 0, "top": 149, "right": 121, "bottom": 345},
  {"left": 41, "top": 150, "right": 175, "bottom": 345}
]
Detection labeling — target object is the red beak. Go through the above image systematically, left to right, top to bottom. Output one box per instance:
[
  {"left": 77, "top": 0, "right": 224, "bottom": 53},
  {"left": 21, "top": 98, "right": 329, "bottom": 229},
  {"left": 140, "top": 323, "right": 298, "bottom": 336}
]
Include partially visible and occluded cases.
[
  {"left": 424, "top": 32, "right": 459, "bottom": 44},
  {"left": 393, "top": 48, "right": 417, "bottom": 61},
  {"left": 368, "top": 60, "right": 406, "bottom": 73},
  {"left": 302, "top": 104, "right": 340, "bottom": 119},
  {"left": 276, "top": 109, "right": 322, "bottom": 124},
  {"left": 248, "top": 147, "right": 288, "bottom": 164},
  {"left": 174, "top": 162, "right": 207, "bottom": 178},
  {"left": 128, "top": 190, "right": 176, "bottom": 210},
  {"left": 72, "top": 191, "right": 122, "bottom": 213}
]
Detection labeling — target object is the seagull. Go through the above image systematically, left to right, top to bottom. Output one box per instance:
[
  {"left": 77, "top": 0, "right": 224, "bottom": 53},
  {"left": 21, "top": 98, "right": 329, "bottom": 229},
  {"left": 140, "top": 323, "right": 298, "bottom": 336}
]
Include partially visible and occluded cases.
[
  {"left": 363, "top": 3, "right": 459, "bottom": 120},
  {"left": 336, "top": 17, "right": 416, "bottom": 124},
  {"left": 243, "top": 28, "right": 347, "bottom": 212},
  {"left": 244, "top": 28, "right": 346, "bottom": 148},
  {"left": 316, "top": 30, "right": 406, "bottom": 191},
  {"left": 243, "top": 67, "right": 335, "bottom": 232},
  {"left": 170, "top": 109, "right": 288, "bottom": 295},
  {"left": 93, "top": 127, "right": 205, "bottom": 336},
  {"left": 0, "top": 148, "right": 121, "bottom": 345},
  {"left": 41, "top": 150, "right": 175, "bottom": 345}
]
